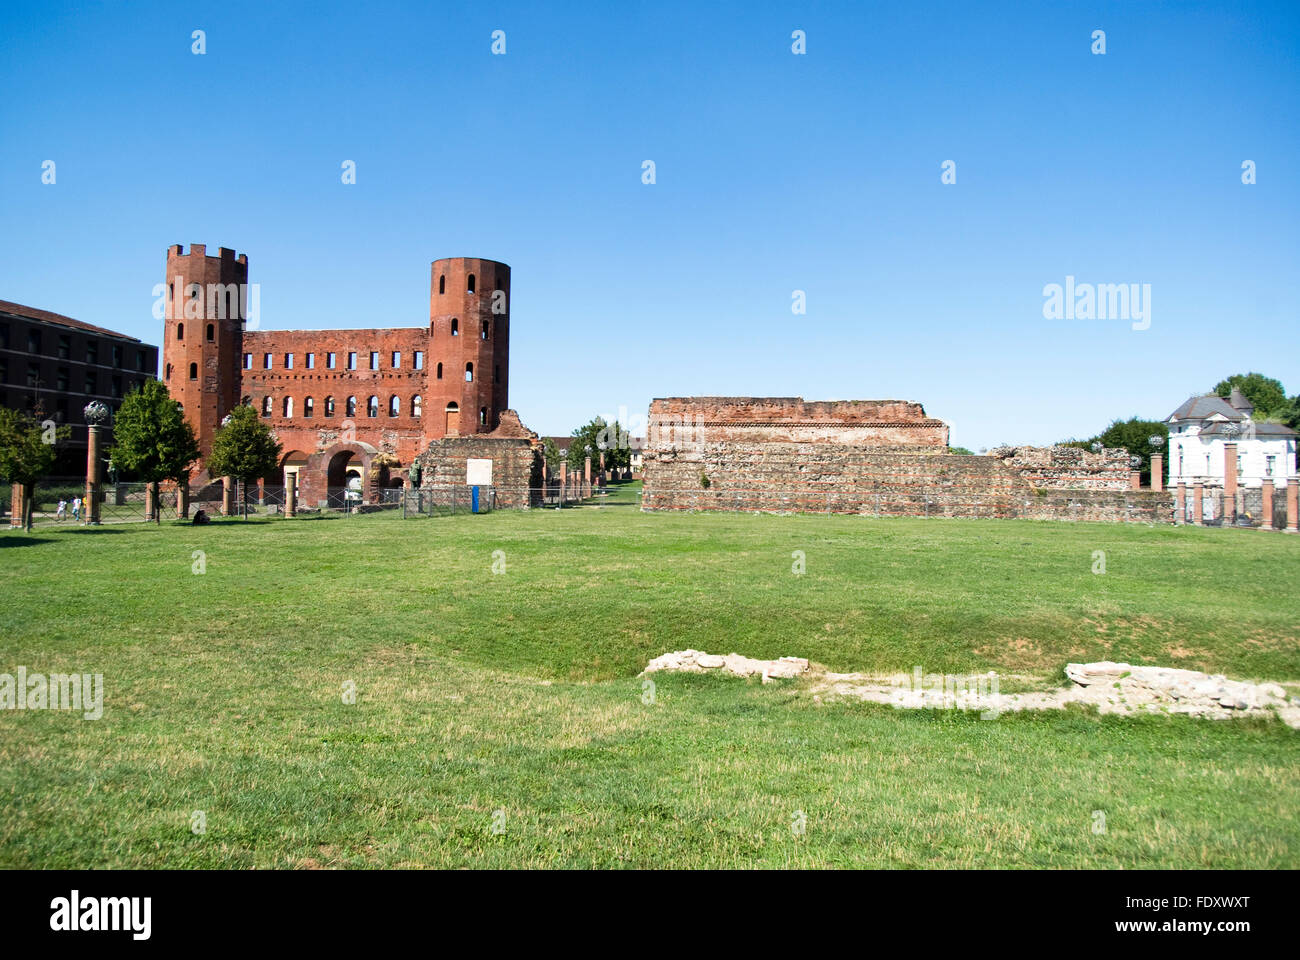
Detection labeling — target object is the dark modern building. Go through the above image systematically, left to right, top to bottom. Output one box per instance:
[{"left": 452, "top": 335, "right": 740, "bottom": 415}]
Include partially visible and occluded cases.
[{"left": 0, "top": 299, "right": 158, "bottom": 474}]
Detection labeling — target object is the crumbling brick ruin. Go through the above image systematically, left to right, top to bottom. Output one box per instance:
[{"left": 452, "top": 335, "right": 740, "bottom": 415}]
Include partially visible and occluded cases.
[
  {"left": 641, "top": 397, "right": 1172, "bottom": 523},
  {"left": 413, "top": 409, "right": 543, "bottom": 509}
]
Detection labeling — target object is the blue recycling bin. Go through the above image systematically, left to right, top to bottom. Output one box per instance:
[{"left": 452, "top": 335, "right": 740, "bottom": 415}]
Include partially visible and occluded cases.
[{"left": 471, "top": 485, "right": 480, "bottom": 513}]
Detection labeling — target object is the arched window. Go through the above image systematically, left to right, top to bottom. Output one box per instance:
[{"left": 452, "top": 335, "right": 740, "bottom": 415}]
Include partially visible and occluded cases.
[
  {"left": 467, "top": 274, "right": 476, "bottom": 294},
  {"left": 439, "top": 275, "right": 445, "bottom": 295},
  {"left": 451, "top": 318, "right": 458, "bottom": 336},
  {"left": 482, "top": 320, "right": 489, "bottom": 340},
  {"left": 429, "top": 321, "right": 435, "bottom": 336},
  {"left": 176, "top": 322, "right": 184, "bottom": 341},
  {"left": 206, "top": 323, "right": 215, "bottom": 342},
  {"left": 188, "top": 362, "right": 198, "bottom": 380},
  {"left": 436, "top": 362, "right": 443, "bottom": 380},
  {"left": 465, "top": 362, "right": 473, "bottom": 382},
  {"left": 165, "top": 363, "right": 172, "bottom": 380},
  {"left": 367, "top": 395, "right": 379, "bottom": 418},
  {"left": 388, "top": 395, "right": 400, "bottom": 417},
  {"left": 411, "top": 395, "right": 422, "bottom": 417},
  {"left": 283, "top": 396, "right": 293, "bottom": 418},
  {"left": 325, "top": 396, "right": 335, "bottom": 417},
  {"left": 346, "top": 396, "right": 357, "bottom": 417},
  {"left": 262, "top": 397, "right": 272, "bottom": 417},
  {"left": 304, "top": 397, "right": 314, "bottom": 418},
  {"left": 479, "top": 407, "right": 487, "bottom": 426}
]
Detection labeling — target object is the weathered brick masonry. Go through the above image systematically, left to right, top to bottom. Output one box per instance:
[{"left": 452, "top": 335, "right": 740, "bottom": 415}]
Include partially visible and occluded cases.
[
  {"left": 161, "top": 245, "right": 537, "bottom": 507},
  {"left": 641, "top": 397, "right": 1172, "bottom": 523},
  {"left": 414, "top": 410, "right": 543, "bottom": 508}
]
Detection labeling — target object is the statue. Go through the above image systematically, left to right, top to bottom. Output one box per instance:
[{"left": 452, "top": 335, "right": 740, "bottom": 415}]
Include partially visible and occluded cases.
[{"left": 409, "top": 462, "right": 422, "bottom": 486}]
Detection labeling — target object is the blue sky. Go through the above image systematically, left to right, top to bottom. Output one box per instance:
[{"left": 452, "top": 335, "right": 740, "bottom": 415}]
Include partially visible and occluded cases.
[{"left": 1, "top": 0, "right": 1297, "bottom": 449}]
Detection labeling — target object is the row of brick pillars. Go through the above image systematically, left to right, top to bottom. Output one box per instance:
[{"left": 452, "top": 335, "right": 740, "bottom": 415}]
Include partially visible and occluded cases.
[
  {"left": 1172, "top": 441, "right": 1298, "bottom": 531},
  {"left": 1131, "top": 454, "right": 1167, "bottom": 492}
]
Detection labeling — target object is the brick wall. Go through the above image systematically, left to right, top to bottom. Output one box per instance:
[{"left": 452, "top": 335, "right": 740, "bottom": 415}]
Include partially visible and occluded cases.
[
  {"left": 241, "top": 327, "right": 430, "bottom": 469},
  {"left": 641, "top": 398, "right": 1171, "bottom": 523}
]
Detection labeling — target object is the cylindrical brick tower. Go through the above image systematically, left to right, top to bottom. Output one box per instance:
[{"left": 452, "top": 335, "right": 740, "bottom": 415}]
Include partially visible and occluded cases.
[
  {"left": 161, "top": 244, "right": 247, "bottom": 469},
  {"left": 426, "top": 257, "right": 509, "bottom": 438}
]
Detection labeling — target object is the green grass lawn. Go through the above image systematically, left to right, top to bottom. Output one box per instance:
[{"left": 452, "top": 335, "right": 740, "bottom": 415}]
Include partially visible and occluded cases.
[{"left": 1, "top": 481, "right": 1298, "bottom": 868}]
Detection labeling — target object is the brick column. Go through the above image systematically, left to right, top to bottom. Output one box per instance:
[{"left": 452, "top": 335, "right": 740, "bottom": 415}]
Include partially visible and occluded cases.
[
  {"left": 85, "top": 420, "right": 103, "bottom": 525},
  {"left": 1223, "top": 442, "right": 1238, "bottom": 521},
  {"left": 1150, "top": 454, "right": 1163, "bottom": 492},
  {"left": 584, "top": 457, "right": 592, "bottom": 498},
  {"left": 559, "top": 462, "right": 568, "bottom": 501},
  {"left": 1129, "top": 470, "right": 1141, "bottom": 490},
  {"left": 285, "top": 472, "right": 297, "bottom": 518},
  {"left": 177, "top": 477, "right": 190, "bottom": 520},
  {"left": 222, "top": 477, "right": 235, "bottom": 516},
  {"left": 1288, "top": 478, "right": 1299, "bottom": 533},
  {"left": 1175, "top": 482, "right": 1186, "bottom": 525},
  {"left": 1193, "top": 482, "right": 1203, "bottom": 524},
  {"left": 1261, "top": 482, "right": 1274, "bottom": 530},
  {"left": 9, "top": 484, "right": 25, "bottom": 528},
  {"left": 145, "top": 484, "right": 156, "bottom": 521}
]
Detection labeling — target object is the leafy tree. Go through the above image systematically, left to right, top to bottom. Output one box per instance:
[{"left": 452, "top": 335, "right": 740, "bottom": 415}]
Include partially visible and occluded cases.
[
  {"left": 1213, "top": 373, "right": 1287, "bottom": 419},
  {"left": 109, "top": 380, "right": 200, "bottom": 524},
  {"left": 1275, "top": 395, "right": 1300, "bottom": 431},
  {"left": 207, "top": 403, "right": 283, "bottom": 518},
  {"left": 0, "top": 407, "right": 67, "bottom": 531},
  {"left": 566, "top": 417, "right": 631, "bottom": 473},
  {"left": 541, "top": 438, "right": 562, "bottom": 472},
  {"left": 948, "top": 446, "right": 974, "bottom": 456}
]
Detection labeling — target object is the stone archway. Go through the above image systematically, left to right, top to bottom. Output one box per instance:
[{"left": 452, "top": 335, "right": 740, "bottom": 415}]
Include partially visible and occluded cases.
[
  {"left": 445, "top": 402, "right": 460, "bottom": 436},
  {"left": 301, "top": 440, "right": 378, "bottom": 506}
]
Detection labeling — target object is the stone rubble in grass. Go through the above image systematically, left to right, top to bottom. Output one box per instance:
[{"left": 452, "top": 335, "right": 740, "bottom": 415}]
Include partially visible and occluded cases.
[
  {"left": 642, "top": 649, "right": 810, "bottom": 683},
  {"left": 642, "top": 652, "right": 1300, "bottom": 727}
]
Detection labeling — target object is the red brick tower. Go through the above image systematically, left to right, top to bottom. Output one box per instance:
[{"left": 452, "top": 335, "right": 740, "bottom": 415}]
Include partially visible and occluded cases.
[
  {"left": 161, "top": 244, "right": 247, "bottom": 474},
  {"left": 427, "top": 258, "right": 509, "bottom": 437}
]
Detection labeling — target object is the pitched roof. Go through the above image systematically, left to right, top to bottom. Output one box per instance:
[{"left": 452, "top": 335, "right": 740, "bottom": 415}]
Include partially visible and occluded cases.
[
  {"left": 0, "top": 299, "right": 144, "bottom": 343},
  {"left": 1166, "top": 394, "right": 1247, "bottom": 423}
]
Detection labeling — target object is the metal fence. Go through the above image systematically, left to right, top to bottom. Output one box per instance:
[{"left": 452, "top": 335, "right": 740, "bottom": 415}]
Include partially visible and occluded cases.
[
  {"left": 19, "top": 482, "right": 180, "bottom": 526},
  {"left": 527, "top": 483, "right": 596, "bottom": 508},
  {"left": 400, "top": 486, "right": 496, "bottom": 517}
]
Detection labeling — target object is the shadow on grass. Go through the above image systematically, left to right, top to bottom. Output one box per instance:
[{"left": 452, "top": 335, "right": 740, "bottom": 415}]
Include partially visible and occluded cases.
[
  {"left": 0, "top": 527, "right": 132, "bottom": 545},
  {"left": 0, "top": 534, "right": 52, "bottom": 547}
]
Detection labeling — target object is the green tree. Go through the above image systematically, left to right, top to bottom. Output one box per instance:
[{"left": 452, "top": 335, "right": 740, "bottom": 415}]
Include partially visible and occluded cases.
[
  {"left": 1213, "top": 373, "right": 1287, "bottom": 419},
  {"left": 109, "top": 380, "right": 200, "bottom": 524},
  {"left": 1275, "top": 395, "right": 1300, "bottom": 431},
  {"left": 207, "top": 403, "right": 283, "bottom": 519},
  {"left": 0, "top": 407, "right": 67, "bottom": 531},
  {"left": 567, "top": 417, "right": 632, "bottom": 473},
  {"left": 541, "top": 438, "right": 562, "bottom": 472},
  {"left": 948, "top": 446, "right": 974, "bottom": 456}
]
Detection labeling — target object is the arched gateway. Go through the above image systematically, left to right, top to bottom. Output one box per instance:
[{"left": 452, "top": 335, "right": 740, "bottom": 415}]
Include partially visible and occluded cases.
[{"left": 299, "top": 440, "right": 380, "bottom": 507}]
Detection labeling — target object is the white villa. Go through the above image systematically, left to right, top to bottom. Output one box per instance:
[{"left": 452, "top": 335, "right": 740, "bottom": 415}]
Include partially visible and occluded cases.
[{"left": 1166, "top": 388, "right": 1298, "bottom": 489}]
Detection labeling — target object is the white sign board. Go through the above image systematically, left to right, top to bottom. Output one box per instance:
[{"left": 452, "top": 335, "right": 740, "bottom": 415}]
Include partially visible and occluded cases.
[{"left": 466, "top": 458, "right": 493, "bottom": 486}]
